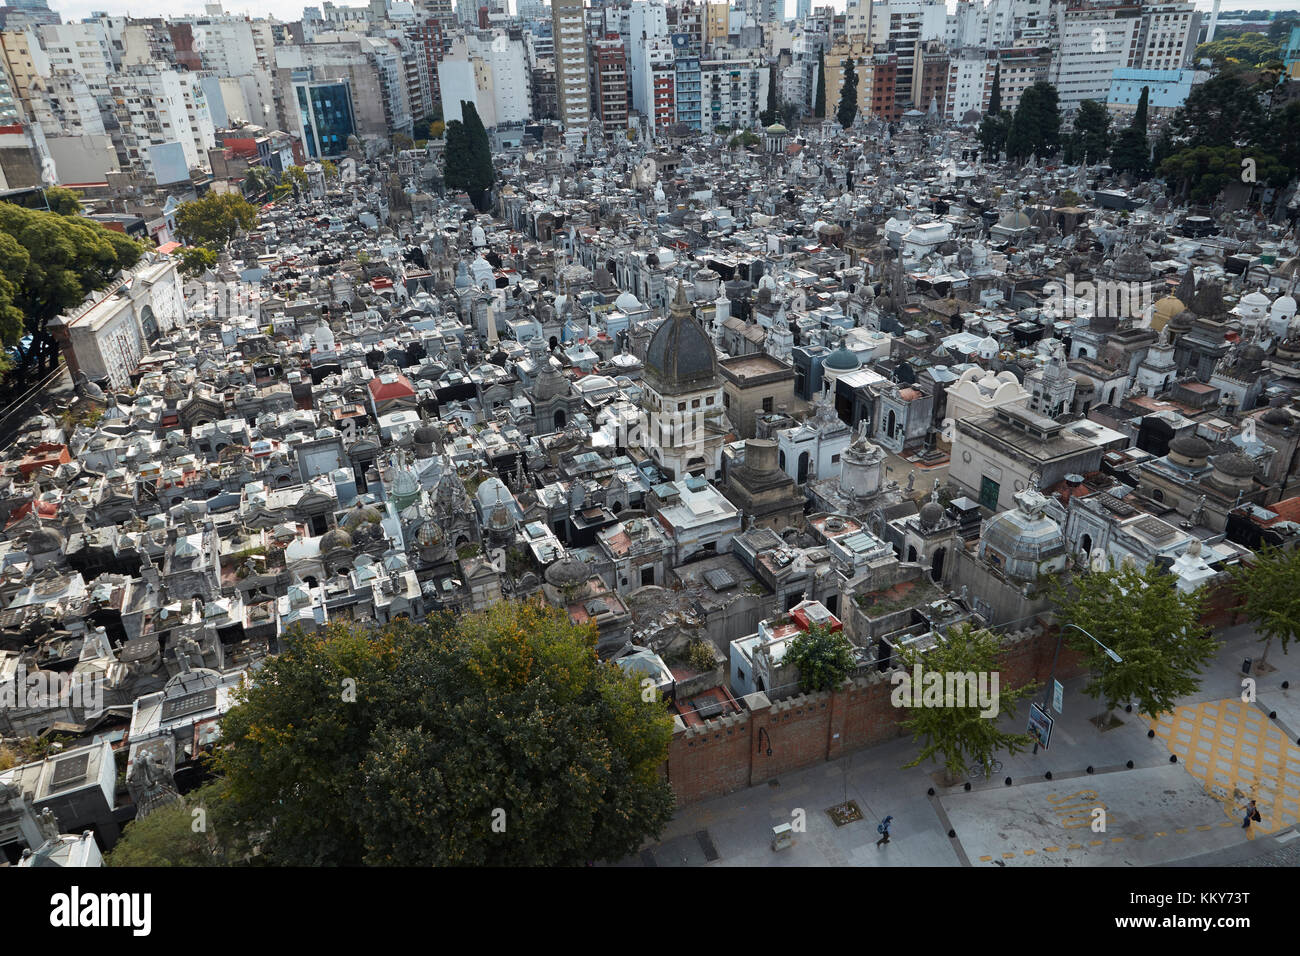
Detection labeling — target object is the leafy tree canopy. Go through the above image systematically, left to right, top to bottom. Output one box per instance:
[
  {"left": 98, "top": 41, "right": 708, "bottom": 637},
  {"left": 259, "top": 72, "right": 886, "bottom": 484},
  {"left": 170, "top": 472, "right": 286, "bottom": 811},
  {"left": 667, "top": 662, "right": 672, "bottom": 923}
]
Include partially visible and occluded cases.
[
  {"left": 1196, "top": 33, "right": 1282, "bottom": 68},
  {"left": 43, "top": 186, "right": 83, "bottom": 216},
  {"left": 174, "top": 193, "right": 258, "bottom": 251},
  {"left": 0, "top": 202, "right": 144, "bottom": 352},
  {"left": 177, "top": 245, "right": 217, "bottom": 278},
  {"left": 1229, "top": 545, "right": 1300, "bottom": 666},
  {"left": 1050, "top": 563, "right": 1216, "bottom": 717},
  {"left": 212, "top": 603, "right": 675, "bottom": 866},
  {"left": 898, "top": 622, "right": 1038, "bottom": 780},
  {"left": 787, "top": 623, "right": 856, "bottom": 693},
  {"left": 105, "top": 780, "right": 248, "bottom": 866}
]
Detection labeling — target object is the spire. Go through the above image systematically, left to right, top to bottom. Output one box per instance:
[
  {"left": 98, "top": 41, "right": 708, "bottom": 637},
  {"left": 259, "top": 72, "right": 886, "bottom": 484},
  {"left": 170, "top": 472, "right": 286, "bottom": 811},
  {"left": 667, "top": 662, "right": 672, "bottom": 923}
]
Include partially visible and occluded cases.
[
  {"left": 1175, "top": 265, "right": 1196, "bottom": 304},
  {"left": 671, "top": 276, "right": 690, "bottom": 316}
]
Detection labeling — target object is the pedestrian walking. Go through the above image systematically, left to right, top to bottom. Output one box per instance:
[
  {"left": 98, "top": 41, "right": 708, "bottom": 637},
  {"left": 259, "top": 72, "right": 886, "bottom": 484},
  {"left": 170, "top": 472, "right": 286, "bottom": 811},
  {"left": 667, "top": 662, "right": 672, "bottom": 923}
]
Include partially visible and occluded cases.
[
  {"left": 1242, "top": 800, "right": 1261, "bottom": 829},
  {"left": 876, "top": 815, "right": 893, "bottom": 847}
]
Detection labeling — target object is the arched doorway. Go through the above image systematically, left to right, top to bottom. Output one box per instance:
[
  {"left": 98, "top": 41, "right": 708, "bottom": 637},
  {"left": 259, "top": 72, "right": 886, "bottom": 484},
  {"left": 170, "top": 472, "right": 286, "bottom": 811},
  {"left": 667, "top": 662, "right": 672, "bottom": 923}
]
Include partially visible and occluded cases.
[
  {"left": 554, "top": 409, "right": 566, "bottom": 429},
  {"left": 887, "top": 409, "right": 897, "bottom": 437},
  {"left": 797, "top": 451, "right": 810, "bottom": 483},
  {"left": 1081, "top": 534, "right": 1092, "bottom": 561},
  {"left": 907, "top": 545, "right": 917, "bottom": 563},
  {"left": 930, "top": 547, "right": 946, "bottom": 582}
]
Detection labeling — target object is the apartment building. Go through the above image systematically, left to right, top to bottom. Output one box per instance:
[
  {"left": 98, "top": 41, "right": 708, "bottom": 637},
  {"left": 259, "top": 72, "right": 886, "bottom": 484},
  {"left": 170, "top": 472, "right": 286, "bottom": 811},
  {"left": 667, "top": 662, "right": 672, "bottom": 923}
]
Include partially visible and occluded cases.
[
  {"left": 551, "top": 0, "right": 591, "bottom": 129},
  {"left": 592, "top": 35, "right": 628, "bottom": 136}
]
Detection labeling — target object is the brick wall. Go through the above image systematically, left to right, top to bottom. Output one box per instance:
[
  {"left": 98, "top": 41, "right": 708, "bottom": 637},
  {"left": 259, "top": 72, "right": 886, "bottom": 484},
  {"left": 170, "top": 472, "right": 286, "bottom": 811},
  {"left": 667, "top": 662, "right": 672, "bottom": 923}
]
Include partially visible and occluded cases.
[{"left": 666, "top": 623, "right": 1088, "bottom": 807}]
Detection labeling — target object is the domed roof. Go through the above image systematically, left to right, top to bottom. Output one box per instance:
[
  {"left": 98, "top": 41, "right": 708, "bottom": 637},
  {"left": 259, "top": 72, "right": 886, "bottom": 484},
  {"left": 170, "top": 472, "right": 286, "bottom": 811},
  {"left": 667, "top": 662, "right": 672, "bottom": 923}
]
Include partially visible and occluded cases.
[
  {"left": 765, "top": 123, "right": 788, "bottom": 134},
  {"left": 997, "top": 209, "right": 1031, "bottom": 230},
  {"left": 644, "top": 282, "right": 717, "bottom": 395},
  {"left": 615, "top": 290, "right": 642, "bottom": 312},
  {"left": 1241, "top": 290, "right": 1271, "bottom": 308},
  {"left": 1269, "top": 294, "right": 1296, "bottom": 318},
  {"left": 1152, "top": 295, "right": 1185, "bottom": 327},
  {"left": 824, "top": 346, "right": 861, "bottom": 371},
  {"left": 533, "top": 361, "right": 568, "bottom": 401},
  {"left": 1261, "top": 407, "right": 1292, "bottom": 427},
  {"left": 413, "top": 423, "right": 439, "bottom": 446},
  {"left": 1169, "top": 435, "right": 1211, "bottom": 460},
  {"left": 1213, "top": 452, "right": 1256, "bottom": 479},
  {"left": 979, "top": 488, "right": 1065, "bottom": 580},
  {"left": 919, "top": 500, "right": 944, "bottom": 529},
  {"left": 343, "top": 503, "right": 384, "bottom": 529},
  {"left": 27, "top": 526, "right": 64, "bottom": 553},
  {"left": 320, "top": 527, "right": 352, "bottom": 552},
  {"left": 544, "top": 553, "right": 589, "bottom": 588}
]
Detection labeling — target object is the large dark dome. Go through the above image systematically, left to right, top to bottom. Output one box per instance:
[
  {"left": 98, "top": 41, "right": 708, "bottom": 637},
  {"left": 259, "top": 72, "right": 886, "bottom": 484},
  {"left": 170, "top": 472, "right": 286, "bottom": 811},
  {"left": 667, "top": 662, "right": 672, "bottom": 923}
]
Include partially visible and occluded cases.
[
  {"left": 644, "top": 282, "right": 717, "bottom": 396},
  {"left": 1169, "top": 435, "right": 1210, "bottom": 460},
  {"left": 1213, "top": 452, "right": 1256, "bottom": 479}
]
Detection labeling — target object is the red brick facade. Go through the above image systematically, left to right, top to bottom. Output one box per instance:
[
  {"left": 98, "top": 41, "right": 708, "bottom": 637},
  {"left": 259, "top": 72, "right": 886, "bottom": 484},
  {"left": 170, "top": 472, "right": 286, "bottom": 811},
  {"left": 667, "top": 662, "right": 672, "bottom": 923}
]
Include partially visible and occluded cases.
[{"left": 666, "top": 624, "right": 1088, "bottom": 806}]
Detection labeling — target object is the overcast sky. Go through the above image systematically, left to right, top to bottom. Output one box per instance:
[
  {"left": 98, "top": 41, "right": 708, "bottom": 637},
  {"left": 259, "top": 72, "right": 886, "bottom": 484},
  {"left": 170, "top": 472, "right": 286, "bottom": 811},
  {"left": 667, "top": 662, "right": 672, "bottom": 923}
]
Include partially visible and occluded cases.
[{"left": 44, "top": 0, "right": 1300, "bottom": 30}]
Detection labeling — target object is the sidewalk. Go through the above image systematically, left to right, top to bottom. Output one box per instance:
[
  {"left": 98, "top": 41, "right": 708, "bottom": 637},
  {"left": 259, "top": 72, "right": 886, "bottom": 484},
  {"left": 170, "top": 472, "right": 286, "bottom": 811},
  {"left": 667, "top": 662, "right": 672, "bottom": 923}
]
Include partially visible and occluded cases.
[{"left": 621, "top": 621, "right": 1299, "bottom": 867}]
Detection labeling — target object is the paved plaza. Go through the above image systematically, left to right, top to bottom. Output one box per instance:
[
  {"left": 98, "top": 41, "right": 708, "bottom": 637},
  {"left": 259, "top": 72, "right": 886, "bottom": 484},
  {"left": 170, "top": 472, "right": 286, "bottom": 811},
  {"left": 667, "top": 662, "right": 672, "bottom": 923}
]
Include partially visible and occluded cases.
[{"left": 624, "top": 624, "right": 1300, "bottom": 867}]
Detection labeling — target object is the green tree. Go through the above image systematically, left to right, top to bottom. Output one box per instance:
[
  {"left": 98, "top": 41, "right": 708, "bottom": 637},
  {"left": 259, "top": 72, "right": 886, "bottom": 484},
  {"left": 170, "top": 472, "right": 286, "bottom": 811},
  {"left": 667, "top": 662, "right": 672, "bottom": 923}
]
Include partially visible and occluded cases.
[
  {"left": 1195, "top": 33, "right": 1282, "bottom": 68},
  {"left": 814, "top": 49, "right": 826, "bottom": 119},
  {"left": 836, "top": 57, "right": 859, "bottom": 130},
  {"left": 987, "top": 62, "right": 1001, "bottom": 115},
  {"left": 760, "top": 64, "right": 779, "bottom": 127},
  {"left": 1165, "top": 69, "right": 1267, "bottom": 149},
  {"left": 1005, "top": 80, "right": 1060, "bottom": 162},
  {"left": 1133, "top": 83, "right": 1149, "bottom": 132},
  {"left": 1110, "top": 87, "right": 1150, "bottom": 177},
  {"left": 1067, "top": 99, "right": 1112, "bottom": 166},
  {"left": 442, "top": 101, "right": 494, "bottom": 211},
  {"left": 978, "top": 110, "right": 1011, "bottom": 161},
  {"left": 392, "top": 131, "right": 414, "bottom": 151},
  {"left": 1158, "top": 144, "right": 1288, "bottom": 203},
  {"left": 320, "top": 159, "right": 339, "bottom": 179},
  {"left": 242, "top": 165, "right": 278, "bottom": 198},
  {"left": 282, "top": 165, "right": 308, "bottom": 188},
  {"left": 43, "top": 186, "right": 83, "bottom": 216},
  {"left": 174, "top": 193, "right": 258, "bottom": 251},
  {"left": 0, "top": 203, "right": 144, "bottom": 377},
  {"left": 177, "top": 245, "right": 217, "bottom": 278},
  {"left": 1229, "top": 545, "right": 1300, "bottom": 669},
  {"left": 1051, "top": 563, "right": 1217, "bottom": 722},
  {"left": 215, "top": 604, "right": 675, "bottom": 866},
  {"left": 786, "top": 623, "right": 856, "bottom": 692},
  {"left": 898, "top": 623, "right": 1038, "bottom": 783},
  {"left": 106, "top": 780, "right": 246, "bottom": 866}
]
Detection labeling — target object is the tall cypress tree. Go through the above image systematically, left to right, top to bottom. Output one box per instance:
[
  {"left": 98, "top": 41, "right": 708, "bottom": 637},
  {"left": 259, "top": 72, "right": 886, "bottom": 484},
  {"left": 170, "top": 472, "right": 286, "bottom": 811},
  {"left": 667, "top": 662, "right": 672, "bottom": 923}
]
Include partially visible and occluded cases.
[
  {"left": 814, "top": 49, "right": 827, "bottom": 119},
  {"left": 837, "top": 58, "right": 859, "bottom": 129},
  {"left": 987, "top": 63, "right": 1001, "bottom": 115},
  {"left": 761, "top": 64, "right": 779, "bottom": 126},
  {"left": 1133, "top": 85, "right": 1149, "bottom": 132},
  {"left": 1110, "top": 86, "right": 1151, "bottom": 177},
  {"left": 443, "top": 102, "right": 495, "bottom": 210}
]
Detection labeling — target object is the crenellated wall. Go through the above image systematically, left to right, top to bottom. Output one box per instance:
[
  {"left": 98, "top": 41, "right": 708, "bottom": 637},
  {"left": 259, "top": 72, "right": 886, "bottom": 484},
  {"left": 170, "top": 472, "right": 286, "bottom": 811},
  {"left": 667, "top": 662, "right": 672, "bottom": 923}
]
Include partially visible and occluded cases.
[{"left": 666, "top": 624, "right": 1087, "bottom": 806}]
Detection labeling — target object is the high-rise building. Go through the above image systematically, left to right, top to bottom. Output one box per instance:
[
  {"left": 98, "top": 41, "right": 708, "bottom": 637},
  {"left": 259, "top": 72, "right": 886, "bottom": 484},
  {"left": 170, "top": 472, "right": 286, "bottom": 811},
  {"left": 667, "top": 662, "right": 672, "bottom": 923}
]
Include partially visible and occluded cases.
[
  {"left": 551, "top": 0, "right": 591, "bottom": 129},
  {"left": 1049, "top": 0, "right": 1143, "bottom": 113},
  {"left": 627, "top": 1, "right": 668, "bottom": 119},
  {"left": 592, "top": 35, "right": 627, "bottom": 136},
  {"left": 292, "top": 77, "right": 357, "bottom": 158}
]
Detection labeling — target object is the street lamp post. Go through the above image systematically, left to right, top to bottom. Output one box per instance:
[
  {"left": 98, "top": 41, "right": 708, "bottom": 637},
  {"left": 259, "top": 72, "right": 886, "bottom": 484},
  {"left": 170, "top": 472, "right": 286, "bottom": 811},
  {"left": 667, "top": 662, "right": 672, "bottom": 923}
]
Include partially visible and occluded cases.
[{"left": 1035, "top": 622, "right": 1122, "bottom": 754}]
